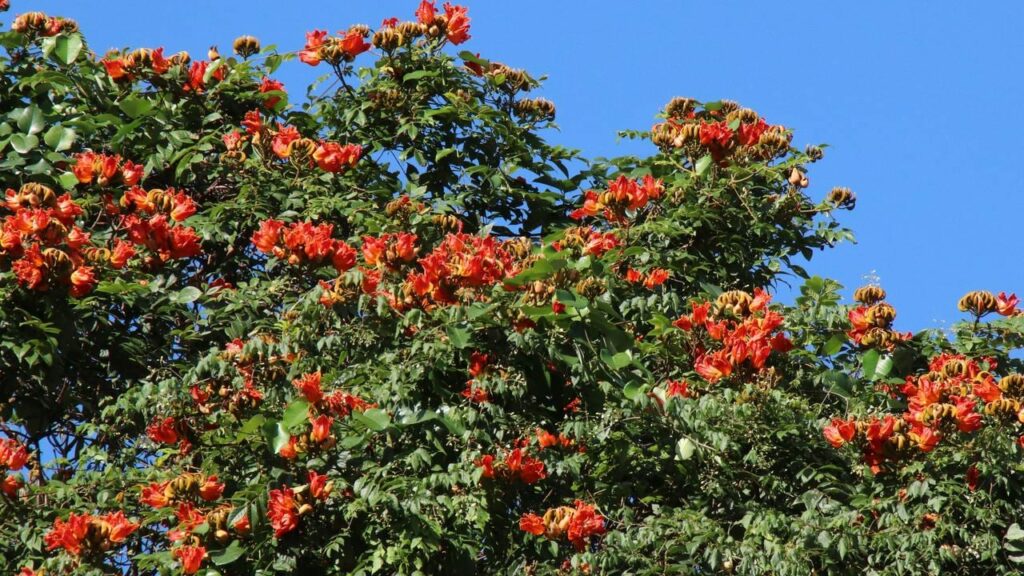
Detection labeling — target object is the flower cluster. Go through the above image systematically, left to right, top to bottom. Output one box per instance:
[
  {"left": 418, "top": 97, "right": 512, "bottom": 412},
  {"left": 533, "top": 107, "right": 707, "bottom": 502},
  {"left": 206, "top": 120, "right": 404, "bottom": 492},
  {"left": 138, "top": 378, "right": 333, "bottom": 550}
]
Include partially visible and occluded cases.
[
  {"left": 415, "top": 1, "right": 472, "bottom": 45},
  {"left": 11, "top": 11, "right": 77, "bottom": 38},
  {"left": 299, "top": 26, "right": 371, "bottom": 66},
  {"left": 100, "top": 47, "right": 192, "bottom": 84},
  {"left": 651, "top": 98, "right": 791, "bottom": 164},
  {"left": 240, "top": 116, "right": 362, "bottom": 173},
  {"left": 72, "top": 152, "right": 145, "bottom": 187},
  {"left": 570, "top": 175, "right": 664, "bottom": 223},
  {"left": 2, "top": 183, "right": 97, "bottom": 297},
  {"left": 252, "top": 220, "right": 357, "bottom": 273},
  {"left": 551, "top": 226, "right": 620, "bottom": 258},
  {"left": 403, "top": 233, "right": 527, "bottom": 308},
  {"left": 624, "top": 266, "right": 670, "bottom": 289},
  {"left": 847, "top": 285, "right": 913, "bottom": 349},
  {"left": 673, "top": 289, "right": 793, "bottom": 383},
  {"left": 957, "top": 289, "right": 1019, "bottom": 319},
  {"left": 461, "top": 351, "right": 491, "bottom": 404},
  {"left": 824, "top": 353, "right": 1024, "bottom": 474},
  {"left": 0, "top": 438, "right": 27, "bottom": 497},
  {"left": 475, "top": 446, "right": 547, "bottom": 484},
  {"left": 268, "top": 471, "right": 332, "bottom": 537},
  {"left": 139, "top": 472, "right": 225, "bottom": 509},
  {"left": 519, "top": 500, "right": 607, "bottom": 551},
  {"left": 44, "top": 511, "right": 138, "bottom": 557}
]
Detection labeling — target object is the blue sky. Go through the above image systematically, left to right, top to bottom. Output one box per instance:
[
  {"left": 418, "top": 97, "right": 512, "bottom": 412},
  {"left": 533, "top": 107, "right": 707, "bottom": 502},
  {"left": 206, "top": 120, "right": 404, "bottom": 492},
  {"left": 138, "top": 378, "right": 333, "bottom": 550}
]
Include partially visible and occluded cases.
[{"left": 25, "top": 0, "right": 1024, "bottom": 332}]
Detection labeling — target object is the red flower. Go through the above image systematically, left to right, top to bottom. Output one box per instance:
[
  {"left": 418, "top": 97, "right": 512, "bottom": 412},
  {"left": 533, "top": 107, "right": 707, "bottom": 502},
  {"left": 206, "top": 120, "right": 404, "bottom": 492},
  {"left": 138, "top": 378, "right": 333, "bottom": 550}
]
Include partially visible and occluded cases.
[
  {"left": 416, "top": 1, "right": 437, "bottom": 24},
  {"left": 443, "top": 3, "right": 471, "bottom": 44},
  {"left": 339, "top": 27, "right": 371, "bottom": 59},
  {"left": 299, "top": 30, "right": 329, "bottom": 66},
  {"left": 151, "top": 47, "right": 170, "bottom": 74},
  {"left": 103, "top": 57, "right": 130, "bottom": 81},
  {"left": 184, "top": 60, "right": 208, "bottom": 93},
  {"left": 259, "top": 76, "right": 285, "bottom": 109},
  {"left": 242, "top": 110, "right": 263, "bottom": 135},
  {"left": 272, "top": 125, "right": 301, "bottom": 158},
  {"left": 314, "top": 142, "right": 362, "bottom": 172},
  {"left": 252, "top": 219, "right": 284, "bottom": 255},
  {"left": 643, "top": 268, "right": 670, "bottom": 288},
  {"left": 997, "top": 291, "right": 1019, "bottom": 316},
  {"left": 552, "top": 299, "right": 566, "bottom": 314},
  {"left": 694, "top": 350, "right": 732, "bottom": 383},
  {"left": 468, "top": 352, "right": 490, "bottom": 377},
  {"left": 293, "top": 371, "right": 324, "bottom": 404},
  {"left": 666, "top": 379, "right": 689, "bottom": 398},
  {"left": 461, "top": 383, "right": 489, "bottom": 404},
  {"left": 310, "top": 414, "right": 333, "bottom": 443},
  {"left": 146, "top": 417, "right": 179, "bottom": 445},
  {"left": 823, "top": 417, "right": 857, "bottom": 448},
  {"left": 908, "top": 424, "right": 940, "bottom": 452},
  {"left": 0, "top": 439, "right": 27, "bottom": 471},
  {"left": 505, "top": 448, "right": 546, "bottom": 484},
  {"left": 475, "top": 454, "right": 495, "bottom": 478},
  {"left": 966, "top": 465, "right": 980, "bottom": 492},
  {"left": 308, "top": 470, "right": 332, "bottom": 500},
  {"left": 2, "top": 474, "right": 22, "bottom": 497},
  {"left": 198, "top": 475, "right": 225, "bottom": 501},
  {"left": 140, "top": 481, "right": 172, "bottom": 508},
  {"left": 268, "top": 486, "right": 300, "bottom": 537},
  {"left": 566, "top": 500, "right": 606, "bottom": 551},
  {"left": 44, "top": 513, "right": 91, "bottom": 555},
  {"left": 519, "top": 513, "right": 546, "bottom": 536},
  {"left": 173, "top": 545, "right": 207, "bottom": 575}
]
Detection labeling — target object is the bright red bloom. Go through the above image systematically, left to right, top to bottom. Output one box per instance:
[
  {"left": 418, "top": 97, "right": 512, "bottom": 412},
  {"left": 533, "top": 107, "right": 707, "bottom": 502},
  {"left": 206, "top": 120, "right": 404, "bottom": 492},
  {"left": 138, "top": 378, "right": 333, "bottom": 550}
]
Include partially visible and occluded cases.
[
  {"left": 416, "top": 1, "right": 437, "bottom": 24},
  {"left": 443, "top": 3, "right": 471, "bottom": 44},
  {"left": 339, "top": 27, "right": 371, "bottom": 58},
  {"left": 299, "top": 30, "right": 329, "bottom": 66},
  {"left": 151, "top": 47, "right": 170, "bottom": 74},
  {"left": 103, "top": 57, "right": 130, "bottom": 81},
  {"left": 184, "top": 60, "right": 209, "bottom": 93},
  {"left": 259, "top": 76, "right": 285, "bottom": 109},
  {"left": 242, "top": 110, "right": 263, "bottom": 135},
  {"left": 737, "top": 118, "right": 769, "bottom": 147},
  {"left": 272, "top": 125, "right": 301, "bottom": 158},
  {"left": 314, "top": 142, "right": 362, "bottom": 172},
  {"left": 121, "top": 161, "right": 145, "bottom": 186},
  {"left": 252, "top": 219, "right": 284, "bottom": 254},
  {"left": 643, "top": 268, "right": 670, "bottom": 288},
  {"left": 997, "top": 291, "right": 1019, "bottom": 316},
  {"left": 551, "top": 299, "right": 566, "bottom": 314},
  {"left": 695, "top": 350, "right": 732, "bottom": 383},
  {"left": 468, "top": 352, "right": 490, "bottom": 377},
  {"left": 293, "top": 372, "right": 324, "bottom": 404},
  {"left": 666, "top": 379, "right": 690, "bottom": 398},
  {"left": 461, "top": 382, "right": 489, "bottom": 404},
  {"left": 310, "top": 414, "right": 333, "bottom": 443},
  {"left": 146, "top": 417, "right": 179, "bottom": 445},
  {"left": 823, "top": 417, "right": 857, "bottom": 448},
  {"left": 909, "top": 424, "right": 940, "bottom": 452},
  {"left": 1, "top": 439, "right": 28, "bottom": 471},
  {"left": 505, "top": 448, "right": 546, "bottom": 484},
  {"left": 475, "top": 454, "right": 496, "bottom": 478},
  {"left": 966, "top": 465, "right": 980, "bottom": 492},
  {"left": 308, "top": 470, "right": 331, "bottom": 500},
  {"left": 2, "top": 474, "right": 22, "bottom": 497},
  {"left": 198, "top": 475, "right": 225, "bottom": 501},
  {"left": 140, "top": 481, "right": 172, "bottom": 508},
  {"left": 268, "top": 486, "right": 300, "bottom": 537},
  {"left": 566, "top": 500, "right": 606, "bottom": 551},
  {"left": 44, "top": 513, "right": 91, "bottom": 555},
  {"left": 519, "top": 513, "right": 545, "bottom": 536},
  {"left": 173, "top": 545, "right": 207, "bottom": 575}
]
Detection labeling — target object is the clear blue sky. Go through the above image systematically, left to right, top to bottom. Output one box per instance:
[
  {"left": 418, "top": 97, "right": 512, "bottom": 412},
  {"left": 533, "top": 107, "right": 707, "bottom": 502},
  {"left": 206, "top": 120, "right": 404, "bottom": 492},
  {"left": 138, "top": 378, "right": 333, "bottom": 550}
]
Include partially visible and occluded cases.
[{"left": 25, "top": 0, "right": 1024, "bottom": 332}]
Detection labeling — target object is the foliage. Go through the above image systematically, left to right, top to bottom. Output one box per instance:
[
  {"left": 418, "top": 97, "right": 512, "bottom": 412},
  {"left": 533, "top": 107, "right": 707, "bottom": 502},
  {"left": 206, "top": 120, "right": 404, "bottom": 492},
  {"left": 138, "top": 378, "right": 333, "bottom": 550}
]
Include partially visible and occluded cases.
[{"left": 0, "top": 3, "right": 1022, "bottom": 575}]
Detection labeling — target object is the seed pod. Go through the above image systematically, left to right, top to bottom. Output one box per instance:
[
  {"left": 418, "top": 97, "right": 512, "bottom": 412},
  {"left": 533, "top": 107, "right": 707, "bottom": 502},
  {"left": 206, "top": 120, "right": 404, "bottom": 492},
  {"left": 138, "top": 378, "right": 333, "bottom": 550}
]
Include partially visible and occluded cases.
[
  {"left": 233, "top": 35, "right": 261, "bottom": 58},
  {"left": 756, "top": 130, "right": 791, "bottom": 159},
  {"left": 805, "top": 145, "right": 825, "bottom": 161},
  {"left": 788, "top": 167, "right": 809, "bottom": 188},
  {"left": 826, "top": 186, "right": 856, "bottom": 210},
  {"left": 503, "top": 237, "right": 533, "bottom": 260},
  {"left": 41, "top": 247, "right": 72, "bottom": 274},
  {"left": 854, "top": 285, "right": 886, "bottom": 305},
  {"left": 958, "top": 290, "right": 998, "bottom": 316},
  {"left": 942, "top": 359, "right": 970, "bottom": 378}
]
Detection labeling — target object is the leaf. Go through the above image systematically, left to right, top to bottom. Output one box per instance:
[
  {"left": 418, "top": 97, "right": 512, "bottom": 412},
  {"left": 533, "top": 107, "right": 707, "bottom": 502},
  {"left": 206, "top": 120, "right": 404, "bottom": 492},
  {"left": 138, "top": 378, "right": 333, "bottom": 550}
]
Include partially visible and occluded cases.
[
  {"left": 53, "top": 34, "right": 83, "bottom": 65},
  {"left": 403, "top": 70, "right": 438, "bottom": 82},
  {"left": 119, "top": 96, "right": 154, "bottom": 119},
  {"left": 13, "top": 106, "right": 45, "bottom": 135},
  {"left": 43, "top": 125, "right": 75, "bottom": 151},
  {"left": 10, "top": 133, "right": 39, "bottom": 154},
  {"left": 435, "top": 147, "right": 456, "bottom": 162},
  {"left": 695, "top": 155, "right": 713, "bottom": 176},
  {"left": 58, "top": 171, "right": 79, "bottom": 190},
  {"left": 169, "top": 286, "right": 203, "bottom": 304},
  {"left": 446, "top": 326, "right": 470, "bottom": 349},
  {"left": 822, "top": 335, "right": 844, "bottom": 356},
  {"left": 861, "top": 349, "right": 880, "bottom": 380},
  {"left": 600, "top": 350, "right": 631, "bottom": 370},
  {"left": 623, "top": 382, "right": 643, "bottom": 401},
  {"left": 281, "top": 398, "right": 311, "bottom": 431},
  {"left": 352, "top": 408, "right": 390, "bottom": 432},
  {"left": 261, "top": 421, "right": 290, "bottom": 454},
  {"left": 675, "top": 437, "right": 696, "bottom": 461},
  {"left": 209, "top": 540, "right": 244, "bottom": 566}
]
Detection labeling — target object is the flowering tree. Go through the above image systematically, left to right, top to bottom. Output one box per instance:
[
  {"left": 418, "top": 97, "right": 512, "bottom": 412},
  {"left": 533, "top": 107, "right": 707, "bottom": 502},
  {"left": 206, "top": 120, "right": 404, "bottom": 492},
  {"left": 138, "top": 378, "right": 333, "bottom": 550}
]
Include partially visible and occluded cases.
[{"left": 2, "top": 2, "right": 1024, "bottom": 575}]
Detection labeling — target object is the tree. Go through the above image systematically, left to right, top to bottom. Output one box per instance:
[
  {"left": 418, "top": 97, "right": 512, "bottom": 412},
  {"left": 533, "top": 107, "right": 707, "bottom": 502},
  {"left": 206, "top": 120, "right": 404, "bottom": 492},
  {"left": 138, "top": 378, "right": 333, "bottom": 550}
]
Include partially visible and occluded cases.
[{"left": 2, "top": 3, "right": 1023, "bottom": 575}]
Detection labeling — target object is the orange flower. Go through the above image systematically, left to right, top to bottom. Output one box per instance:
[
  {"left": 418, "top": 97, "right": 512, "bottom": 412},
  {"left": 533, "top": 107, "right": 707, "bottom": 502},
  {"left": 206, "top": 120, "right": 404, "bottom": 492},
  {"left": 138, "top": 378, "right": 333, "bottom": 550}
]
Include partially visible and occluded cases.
[
  {"left": 416, "top": 1, "right": 437, "bottom": 24},
  {"left": 443, "top": 3, "right": 471, "bottom": 44},
  {"left": 299, "top": 30, "right": 329, "bottom": 66},
  {"left": 259, "top": 76, "right": 285, "bottom": 109},
  {"left": 271, "top": 125, "right": 300, "bottom": 158},
  {"left": 313, "top": 142, "right": 362, "bottom": 172},
  {"left": 252, "top": 219, "right": 284, "bottom": 255},
  {"left": 997, "top": 292, "right": 1019, "bottom": 316},
  {"left": 694, "top": 350, "right": 732, "bottom": 383},
  {"left": 293, "top": 371, "right": 324, "bottom": 404},
  {"left": 309, "top": 414, "right": 333, "bottom": 444},
  {"left": 146, "top": 416, "right": 179, "bottom": 445},
  {"left": 823, "top": 417, "right": 857, "bottom": 448},
  {"left": 308, "top": 470, "right": 332, "bottom": 500},
  {"left": 198, "top": 475, "right": 225, "bottom": 501},
  {"left": 140, "top": 481, "right": 172, "bottom": 508},
  {"left": 268, "top": 486, "right": 299, "bottom": 537},
  {"left": 566, "top": 500, "right": 606, "bottom": 551},
  {"left": 519, "top": 513, "right": 545, "bottom": 536},
  {"left": 173, "top": 545, "right": 207, "bottom": 575}
]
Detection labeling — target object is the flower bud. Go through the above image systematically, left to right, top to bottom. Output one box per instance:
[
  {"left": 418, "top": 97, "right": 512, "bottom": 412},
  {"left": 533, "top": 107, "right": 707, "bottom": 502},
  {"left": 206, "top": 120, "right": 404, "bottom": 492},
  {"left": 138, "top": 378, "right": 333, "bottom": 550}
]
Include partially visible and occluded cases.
[{"left": 233, "top": 35, "right": 260, "bottom": 58}]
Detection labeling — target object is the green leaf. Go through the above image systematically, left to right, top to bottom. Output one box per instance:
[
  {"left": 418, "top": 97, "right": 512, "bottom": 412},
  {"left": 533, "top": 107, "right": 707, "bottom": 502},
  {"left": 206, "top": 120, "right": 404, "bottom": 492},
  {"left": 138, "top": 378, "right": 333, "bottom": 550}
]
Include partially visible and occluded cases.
[
  {"left": 53, "top": 33, "right": 83, "bottom": 65},
  {"left": 403, "top": 70, "right": 438, "bottom": 82},
  {"left": 119, "top": 96, "right": 154, "bottom": 119},
  {"left": 13, "top": 106, "right": 45, "bottom": 135},
  {"left": 43, "top": 125, "right": 75, "bottom": 151},
  {"left": 10, "top": 133, "right": 39, "bottom": 154},
  {"left": 435, "top": 147, "right": 456, "bottom": 162},
  {"left": 695, "top": 155, "right": 713, "bottom": 176},
  {"left": 58, "top": 171, "right": 79, "bottom": 190},
  {"left": 169, "top": 286, "right": 203, "bottom": 304},
  {"left": 446, "top": 326, "right": 470, "bottom": 349},
  {"left": 822, "top": 335, "right": 845, "bottom": 356},
  {"left": 861, "top": 349, "right": 880, "bottom": 380},
  {"left": 600, "top": 350, "right": 631, "bottom": 370},
  {"left": 623, "top": 382, "right": 643, "bottom": 401},
  {"left": 281, "top": 398, "right": 311, "bottom": 431},
  {"left": 352, "top": 408, "right": 390, "bottom": 432},
  {"left": 261, "top": 421, "right": 290, "bottom": 454},
  {"left": 675, "top": 437, "right": 697, "bottom": 461},
  {"left": 210, "top": 540, "right": 244, "bottom": 566}
]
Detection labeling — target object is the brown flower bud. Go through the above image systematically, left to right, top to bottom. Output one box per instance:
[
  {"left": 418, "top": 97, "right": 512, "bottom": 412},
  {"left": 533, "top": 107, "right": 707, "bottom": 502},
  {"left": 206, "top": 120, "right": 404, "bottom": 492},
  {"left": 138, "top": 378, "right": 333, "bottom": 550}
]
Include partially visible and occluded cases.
[
  {"left": 233, "top": 35, "right": 260, "bottom": 58},
  {"left": 826, "top": 186, "right": 856, "bottom": 210},
  {"left": 853, "top": 285, "right": 886, "bottom": 305},
  {"left": 958, "top": 290, "right": 998, "bottom": 316}
]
